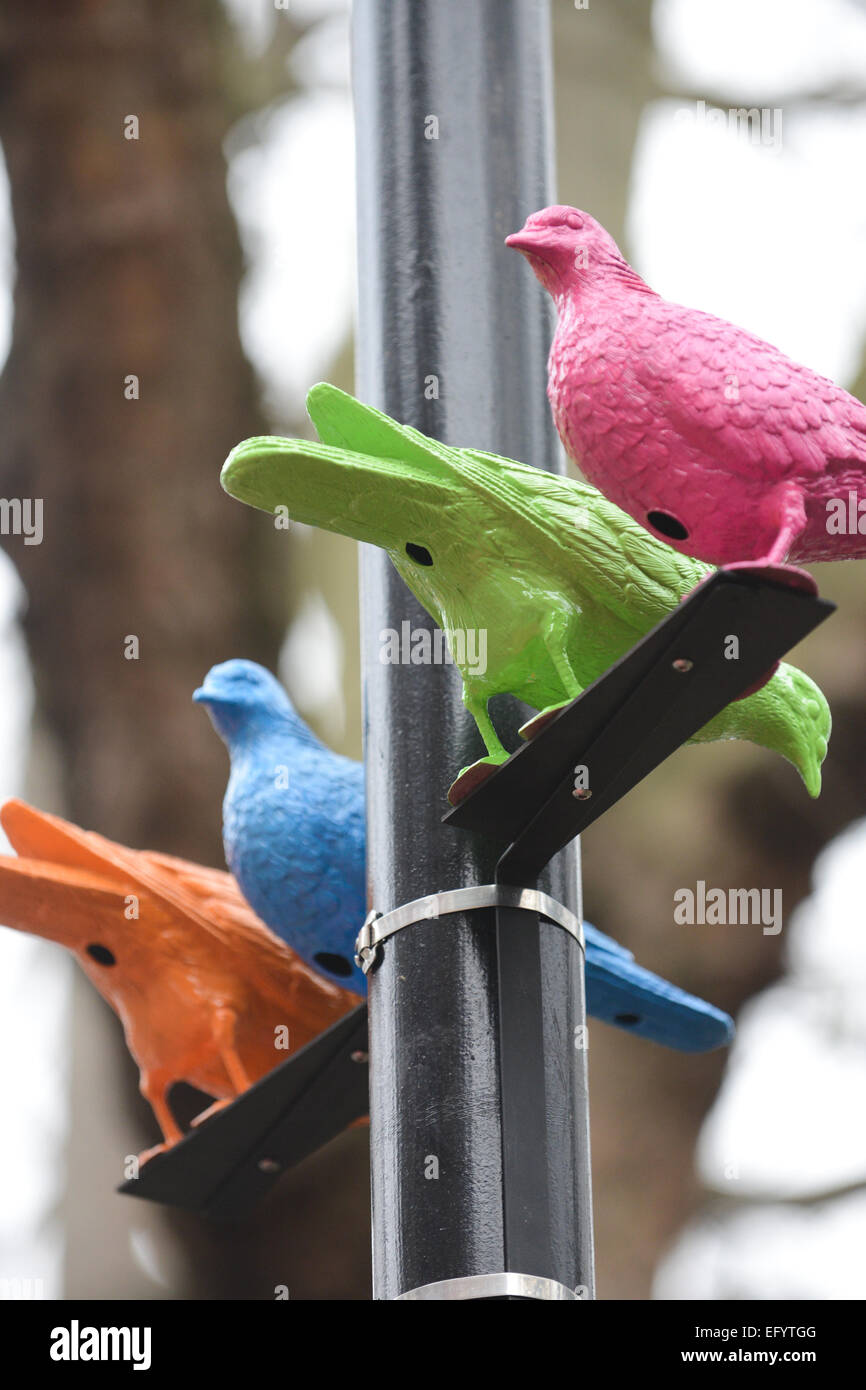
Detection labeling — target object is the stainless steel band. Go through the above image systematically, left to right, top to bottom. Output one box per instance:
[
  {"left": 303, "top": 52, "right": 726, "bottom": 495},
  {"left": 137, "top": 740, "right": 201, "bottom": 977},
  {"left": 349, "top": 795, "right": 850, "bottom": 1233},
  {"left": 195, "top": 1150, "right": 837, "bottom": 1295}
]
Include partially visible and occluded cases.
[
  {"left": 354, "top": 884, "right": 585, "bottom": 974},
  {"left": 396, "top": 1272, "right": 586, "bottom": 1301}
]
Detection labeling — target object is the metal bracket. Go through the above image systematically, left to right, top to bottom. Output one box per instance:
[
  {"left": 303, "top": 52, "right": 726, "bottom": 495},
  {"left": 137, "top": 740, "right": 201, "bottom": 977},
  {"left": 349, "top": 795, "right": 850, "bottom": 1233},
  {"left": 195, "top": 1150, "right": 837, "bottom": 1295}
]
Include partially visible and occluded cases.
[
  {"left": 444, "top": 568, "right": 835, "bottom": 881},
  {"left": 354, "top": 885, "right": 585, "bottom": 974},
  {"left": 119, "top": 1003, "right": 369, "bottom": 1220},
  {"left": 396, "top": 1272, "right": 585, "bottom": 1301}
]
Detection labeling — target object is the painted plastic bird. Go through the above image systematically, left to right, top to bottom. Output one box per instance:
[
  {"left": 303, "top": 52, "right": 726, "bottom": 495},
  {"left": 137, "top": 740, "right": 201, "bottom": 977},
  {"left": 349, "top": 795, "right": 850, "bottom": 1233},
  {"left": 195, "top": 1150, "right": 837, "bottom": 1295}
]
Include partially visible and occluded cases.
[
  {"left": 506, "top": 205, "right": 866, "bottom": 576},
  {"left": 219, "top": 386, "right": 830, "bottom": 800},
  {"left": 194, "top": 659, "right": 368, "bottom": 992},
  {"left": 196, "top": 659, "right": 733, "bottom": 1051},
  {"left": 0, "top": 799, "right": 360, "bottom": 1155}
]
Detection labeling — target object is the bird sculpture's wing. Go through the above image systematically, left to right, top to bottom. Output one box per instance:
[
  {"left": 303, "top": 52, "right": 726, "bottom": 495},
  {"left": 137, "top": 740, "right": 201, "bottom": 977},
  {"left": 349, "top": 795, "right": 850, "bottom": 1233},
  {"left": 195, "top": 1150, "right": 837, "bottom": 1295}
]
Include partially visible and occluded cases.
[
  {"left": 631, "top": 304, "right": 866, "bottom": 482},
  {"left": 223, "top": 380, "right": 463, "bottom": 552},
  {"left": 306, "top": 380, "right": 456, "bottom": 473},
  {"left": 221, "top": 433, "right": 464, "bottom": 554},
  {"left": 454, "top": 444, "right": 709, "bottom": 626},
  {"left": 1, "top": 797, "right": 137, "bottom": 879},
  {"left": 2, "top": 799, "right": 260, "bottom": 950},
  {"left": 0, "top": 800, "right": 361, "bottom": 1019},
  {"left": 139, "top": 845, "right": 361, "bottom": 1011},
  {"left": 0, "top": 854, "right": 135, "bottom": 935},
  {"left": 584, "top": 921, "right": 633, "bottom": 959},
  {"left": 584, "top": 921, "right": 732, "bottom": 1051},
  {"left": 584, "top": 934, "right": 733, "bottom": 1052}
]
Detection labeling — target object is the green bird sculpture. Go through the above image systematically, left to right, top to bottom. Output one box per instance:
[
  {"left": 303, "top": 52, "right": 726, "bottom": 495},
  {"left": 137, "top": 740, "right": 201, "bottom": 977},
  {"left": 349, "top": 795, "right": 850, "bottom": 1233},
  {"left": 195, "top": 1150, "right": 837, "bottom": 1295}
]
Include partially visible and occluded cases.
[{"left": 221, "top": 384, "right": 830, "bottom": 802}]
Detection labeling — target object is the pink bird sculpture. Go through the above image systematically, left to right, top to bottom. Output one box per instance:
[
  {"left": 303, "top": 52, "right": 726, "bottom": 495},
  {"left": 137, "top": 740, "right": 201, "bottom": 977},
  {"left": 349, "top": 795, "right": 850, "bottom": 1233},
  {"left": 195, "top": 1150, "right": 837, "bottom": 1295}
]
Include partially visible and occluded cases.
[{"left": 507, "top": 206, "right": 866, "bottom": 587}]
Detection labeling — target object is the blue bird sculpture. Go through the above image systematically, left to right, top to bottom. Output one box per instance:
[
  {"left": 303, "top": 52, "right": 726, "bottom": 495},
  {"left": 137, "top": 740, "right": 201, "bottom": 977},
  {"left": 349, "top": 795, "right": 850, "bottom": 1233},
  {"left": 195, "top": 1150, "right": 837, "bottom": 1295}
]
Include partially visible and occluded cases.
[
  {"left": 194, "top": 659, "right": 368, "bottom": 992},
  {"left": 195, "top": 659, "right": 733, "bottom": 1050}
]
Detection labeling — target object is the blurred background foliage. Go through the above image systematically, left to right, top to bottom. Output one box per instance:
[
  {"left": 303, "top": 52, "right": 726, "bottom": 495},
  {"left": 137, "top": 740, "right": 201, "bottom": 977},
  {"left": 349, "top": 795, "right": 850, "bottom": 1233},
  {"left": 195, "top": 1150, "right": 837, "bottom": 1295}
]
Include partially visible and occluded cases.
[{"left": 0, "top": 0, "right": 864, "bottom": 1299}]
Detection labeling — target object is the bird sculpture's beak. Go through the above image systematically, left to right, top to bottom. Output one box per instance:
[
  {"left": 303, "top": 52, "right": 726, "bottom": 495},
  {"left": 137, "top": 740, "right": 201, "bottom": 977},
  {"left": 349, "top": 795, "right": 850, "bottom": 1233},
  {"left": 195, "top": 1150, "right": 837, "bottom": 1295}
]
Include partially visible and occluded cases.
[
  {"left": 505, "top": 227, "right": 549, "bottom": 258},
  {"left": 192, "top": 687, "right": 211, "bottom": 704}
]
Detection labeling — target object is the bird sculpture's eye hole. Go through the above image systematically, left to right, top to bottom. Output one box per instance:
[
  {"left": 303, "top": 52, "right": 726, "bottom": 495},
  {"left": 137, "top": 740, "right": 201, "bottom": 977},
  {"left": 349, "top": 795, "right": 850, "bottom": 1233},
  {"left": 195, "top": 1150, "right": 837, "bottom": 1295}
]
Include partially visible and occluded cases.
[
  {"left": 647, "top": 510, "right": 690, "bottom": 542},
  {"left": 405, "top": 543, "right": 433, "bottom": 566},
  {"left": 86, "top": 943, "right": 116, "bottom": 967},
  {"left": 314, "top": 951, "right": 354, "bottom": 978},
  {"left": 614, "top": 1013, "right": 640, "bottom": 1026}
]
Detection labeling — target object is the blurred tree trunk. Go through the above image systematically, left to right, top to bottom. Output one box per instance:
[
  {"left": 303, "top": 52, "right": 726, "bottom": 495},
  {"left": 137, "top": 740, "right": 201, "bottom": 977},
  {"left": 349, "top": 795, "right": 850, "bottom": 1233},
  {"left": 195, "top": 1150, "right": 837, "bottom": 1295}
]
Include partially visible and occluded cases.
[
  {"left": 0, "top": 0, "right": 284, "bottom": 863},
  {"left": 0, "top": 0, "right": 378, "bottom": 1305}
]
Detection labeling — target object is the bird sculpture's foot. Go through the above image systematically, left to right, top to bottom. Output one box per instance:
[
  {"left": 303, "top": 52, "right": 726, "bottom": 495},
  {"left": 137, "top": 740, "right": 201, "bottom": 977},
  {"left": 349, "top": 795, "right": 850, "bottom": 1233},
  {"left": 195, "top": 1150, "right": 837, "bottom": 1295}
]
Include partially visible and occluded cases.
[
  {"left": 721, "top": 559, "right": 818, "bottom": 596},
  {"left": 676, "top": 561, "right": 818, "bottom": 701},
  {"left": 719, "top": 561, "right": 818, "bottom": 699},
  {"left": 728, "top": 660, "right": 780, "bottom": 701},
  {"left": 518, "top": 701, "right": 569, "bottom": 741},
  {"left": 447, "top": 756, "right": 503, "bottom": 806},
  {"left": 190, "top": 1097, "right": 233, "bottom": 1129},
  {"left": 138, "top": 1140, "right": 170, "bottom": 1166}
]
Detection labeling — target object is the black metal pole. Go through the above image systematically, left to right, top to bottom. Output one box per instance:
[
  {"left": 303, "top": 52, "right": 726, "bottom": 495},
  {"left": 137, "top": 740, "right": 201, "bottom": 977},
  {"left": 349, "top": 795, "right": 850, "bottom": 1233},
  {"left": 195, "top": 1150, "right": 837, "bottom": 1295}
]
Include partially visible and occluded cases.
[{"left": 353, "top": 0, "right": 594, "bottom": 1300}]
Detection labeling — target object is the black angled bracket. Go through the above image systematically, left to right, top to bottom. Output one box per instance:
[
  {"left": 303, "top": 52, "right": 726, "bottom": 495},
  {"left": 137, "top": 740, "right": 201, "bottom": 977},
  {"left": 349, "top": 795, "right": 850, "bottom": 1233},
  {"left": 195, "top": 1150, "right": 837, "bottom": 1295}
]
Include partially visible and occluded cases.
[
  {"left": 119, "top": 567, "right": 832, "bottom": 1226},
  {"left": 444, "top": 568, "right": 834, "bottom": 878},
  {"left": 119, "top": 1003, "right": 369, "bottom": 1220}
]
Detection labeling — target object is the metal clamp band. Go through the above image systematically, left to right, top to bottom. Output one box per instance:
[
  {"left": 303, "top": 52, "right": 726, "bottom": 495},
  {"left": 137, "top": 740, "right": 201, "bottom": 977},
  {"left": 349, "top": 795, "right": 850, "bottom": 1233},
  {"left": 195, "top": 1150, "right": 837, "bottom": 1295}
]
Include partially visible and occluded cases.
[
  {"left": 354, "top": 884, "right": 585, "bottom": 974},
  {"left": 396, "top": 1272, "right": 586, "bottom": 1301}
]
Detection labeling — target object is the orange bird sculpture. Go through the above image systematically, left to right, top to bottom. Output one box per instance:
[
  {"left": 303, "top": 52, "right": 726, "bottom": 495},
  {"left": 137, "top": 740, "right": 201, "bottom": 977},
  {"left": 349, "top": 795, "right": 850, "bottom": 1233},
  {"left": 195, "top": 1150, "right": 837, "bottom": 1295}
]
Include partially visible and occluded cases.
[{"left": 0, "top": 799, "right": 361, "bottom": 1155}]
